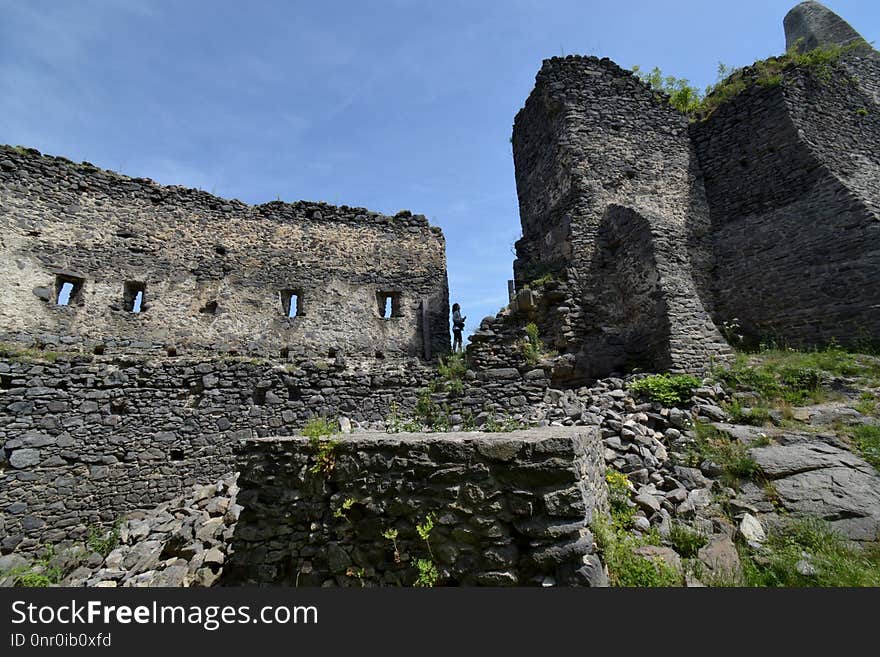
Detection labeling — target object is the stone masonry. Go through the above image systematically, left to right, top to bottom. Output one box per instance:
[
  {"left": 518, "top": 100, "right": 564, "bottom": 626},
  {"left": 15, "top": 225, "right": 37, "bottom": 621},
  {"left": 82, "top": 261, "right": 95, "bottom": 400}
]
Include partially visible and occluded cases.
[
  {"left": 1, "top": 1, "right": 879, "bottom": 586},
  {"left": 501, "top": 1, "right": 879, "bottom": 383},
  {"left": 510, "top": 55, "right": 732, "bottom": 384},
  {"left": 0, "top": 145, "right": 450, "bottom": 360},
  {"left": 225, "top": 427, "right": 607, "bottom": 587}
]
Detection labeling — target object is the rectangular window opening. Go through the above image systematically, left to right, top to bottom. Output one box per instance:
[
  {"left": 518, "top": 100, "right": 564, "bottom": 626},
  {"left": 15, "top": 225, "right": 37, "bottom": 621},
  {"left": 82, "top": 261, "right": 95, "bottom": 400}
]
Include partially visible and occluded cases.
[
  {"left": 55, "top": 275, "right": 84, "bottom": 306},
  {"left": 123, "top": 281, "right": 146, "bottom": 313},
  {"left": 281, "top": 289, "right": 303, "bottom": 318},
  {"left": 377, "top": 291, "right": 402, "bottom": 318}
]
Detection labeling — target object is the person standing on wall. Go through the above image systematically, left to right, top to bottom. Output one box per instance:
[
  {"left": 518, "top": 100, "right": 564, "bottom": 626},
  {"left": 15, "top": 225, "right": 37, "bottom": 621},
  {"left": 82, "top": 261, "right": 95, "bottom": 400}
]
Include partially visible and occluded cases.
[{"left": 451, "top": 303, "right": 466, "bottom": 353}]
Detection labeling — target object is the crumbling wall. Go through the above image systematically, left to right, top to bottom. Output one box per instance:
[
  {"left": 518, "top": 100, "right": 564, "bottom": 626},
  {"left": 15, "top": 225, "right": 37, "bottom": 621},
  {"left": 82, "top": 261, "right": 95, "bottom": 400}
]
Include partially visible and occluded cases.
[
  {"left": 510, "top": 56, "right": 730, "bottom": 382},
  {"left": 691, "top": 60, "right": 880, "bottom": 347},
  {"left": 0, "top": 146, "right": 450, "bottom": 360},
  {"left": 225, "top": 428, "right": 607, "bottom": 586}
]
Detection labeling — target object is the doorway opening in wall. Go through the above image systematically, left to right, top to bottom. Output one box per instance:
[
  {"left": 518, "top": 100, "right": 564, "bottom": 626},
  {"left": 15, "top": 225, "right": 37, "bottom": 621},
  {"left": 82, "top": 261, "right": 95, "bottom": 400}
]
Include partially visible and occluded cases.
[
  {"left": 55, "top": 275, "right": 84, "bottom": 306},
  {"left": 123, "top": 281, "right": 146, "bottom": 313},
  {"left": 281, "top": 289, "right": 302, "bottom": 318},
  {"left": 377, "top": 291, "right": 401, "bottom": 318}
]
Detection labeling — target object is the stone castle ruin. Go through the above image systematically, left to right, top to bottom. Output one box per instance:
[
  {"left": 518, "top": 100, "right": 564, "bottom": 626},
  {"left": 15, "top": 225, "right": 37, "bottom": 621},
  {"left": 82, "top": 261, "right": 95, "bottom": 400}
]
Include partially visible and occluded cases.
[
  {"left": 505, "top": 0, "right": 879, "bottom": 385},
  {"left": 0, "top": 2, "right": 878, "bottom": 586},
  {"left": 0, "top": 155, "right": 450, "bottom": 360}
]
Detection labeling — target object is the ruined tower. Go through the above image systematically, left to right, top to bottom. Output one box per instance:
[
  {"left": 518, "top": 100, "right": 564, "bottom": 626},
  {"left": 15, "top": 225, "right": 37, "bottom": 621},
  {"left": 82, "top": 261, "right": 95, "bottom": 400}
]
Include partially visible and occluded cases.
[
  {"left": 508, "top": 1, "right": 879, "bottom": 380},
  {"left": 511, "top": 57, "right": 732, "bottom": 383}
]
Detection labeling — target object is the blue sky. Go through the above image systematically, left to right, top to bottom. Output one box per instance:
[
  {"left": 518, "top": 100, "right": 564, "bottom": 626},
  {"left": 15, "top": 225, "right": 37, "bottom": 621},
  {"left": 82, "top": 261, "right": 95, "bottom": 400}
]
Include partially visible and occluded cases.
[{"left": 2, "top": 1, "right": 877, "bottom": 335}]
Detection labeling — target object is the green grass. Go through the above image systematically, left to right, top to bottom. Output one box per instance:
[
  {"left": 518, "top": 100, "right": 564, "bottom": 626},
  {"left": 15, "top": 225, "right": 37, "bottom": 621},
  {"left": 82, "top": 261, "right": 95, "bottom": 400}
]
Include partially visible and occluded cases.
[
  {"left": 697, "top": 40, "right": 865, "bottom": 119},
  {"left": 0, "top": 342, "right": 64, "bottom": 363},
  {"left": 714, "top": 346, "right": 876, "bottom": 407},
  {"left": 628, "top": 374, "right": 701, "bottom": 407},
  {"left": 854, "top": 392, "right": 877, "bottom": 417},
  {"left": 724, "top": 399, "right": 772, "bottom": 426},
  {"left": 482, "top": 414, "right": 526, "bottom": 433},
  {"left": 688, "top": 422, "right": 759, "bottom": 487},
  {"left": 848, "top": 424, "right": 880, "bottom": 471},
  {"left": 592, "top": 470, "right": 681, "bottom": 586},
  {"left": 591, "top": 514, "right": 680, "bottom": 587},
  {"left": 740, "top": 517, "right": 880, "bottom": 587},
  {"left": 87, "top": 521, "right": 121, "bottom": 558},
  {"left": 668, "top": 523, "right": 708, "bottom": 559},
  {"left": 1, "top": 547, "right": 63, "bottom": 587}
]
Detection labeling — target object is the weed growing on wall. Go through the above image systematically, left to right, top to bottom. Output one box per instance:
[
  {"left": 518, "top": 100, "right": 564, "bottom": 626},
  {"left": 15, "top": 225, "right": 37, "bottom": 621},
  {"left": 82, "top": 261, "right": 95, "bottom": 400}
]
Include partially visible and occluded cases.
[
  {"left": 631, "top": 65, "right": 703, "bottom": 113},
  {"left": 520, "top": 322, "right": 555, "bottom": 367},
  {"left": 434, "top": 353, "right": 467, "bottom": 396},
  {"left": 303, "top": 417, "right": 341, "bottom": 477},
  {"left": 413, "top": 513, "right": 439, "bottom": 587},
  {"left": 591, "top": 514, "right": 680, "bottom": 587},
  {"left": 382, "top": 528, "right": 401, "bottom": 563}
]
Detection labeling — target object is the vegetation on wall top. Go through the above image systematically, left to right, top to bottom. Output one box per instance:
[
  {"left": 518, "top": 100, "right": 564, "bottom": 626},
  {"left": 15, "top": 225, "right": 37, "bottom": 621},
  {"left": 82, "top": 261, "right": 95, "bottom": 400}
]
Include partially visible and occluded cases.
[{"left": 633, "top": 38, "right": 868, "bottom": 119}]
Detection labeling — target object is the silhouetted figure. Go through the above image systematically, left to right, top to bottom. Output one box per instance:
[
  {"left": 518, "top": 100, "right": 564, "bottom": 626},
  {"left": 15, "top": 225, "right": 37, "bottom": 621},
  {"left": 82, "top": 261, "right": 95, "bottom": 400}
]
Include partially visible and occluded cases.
[{"left": 451, "top": 303, "right": 466, "bottom": 353}]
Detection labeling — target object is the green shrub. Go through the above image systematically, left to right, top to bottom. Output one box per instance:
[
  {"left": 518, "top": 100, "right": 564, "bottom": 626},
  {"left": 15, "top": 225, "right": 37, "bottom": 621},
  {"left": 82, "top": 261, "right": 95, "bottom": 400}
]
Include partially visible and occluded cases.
[
  {"left": 631, "top": 65, "right": 702, "bottom": 113},
  {"left": 519, "top": 261, "right": 561, "bottom": 288},
  {"left": 530, "top": 272, "right": 556, "bottom": 287},
  {"left": 434, "top": 353, "right": 467, "bottom": 396},
  {"left": 628, "top": 374, "right": 701, "bottom": 406},
  {"left": 302, "top": 417, "right": 339, "bottom": 440},
  {"left": 605, "top": 469, "right": 633, "bottom": 518}
]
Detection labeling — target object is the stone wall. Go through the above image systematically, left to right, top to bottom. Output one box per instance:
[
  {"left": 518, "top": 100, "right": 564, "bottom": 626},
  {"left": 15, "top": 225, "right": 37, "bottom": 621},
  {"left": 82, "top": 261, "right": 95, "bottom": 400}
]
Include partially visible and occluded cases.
[
  {"left": 510, "top": 56, "right": 731, "bottom": 382},
  {"left": 691, "top": 57, "right": 880, "bottom": 348},
  {"left": 0, "top": 145, "right": 450, "bottom": 360},
  {"left": 0, "top": 349, "right": 559, "bottom": 553},
  {"left": 225, "top": 427, "right": 607, "bottom": 586}
]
